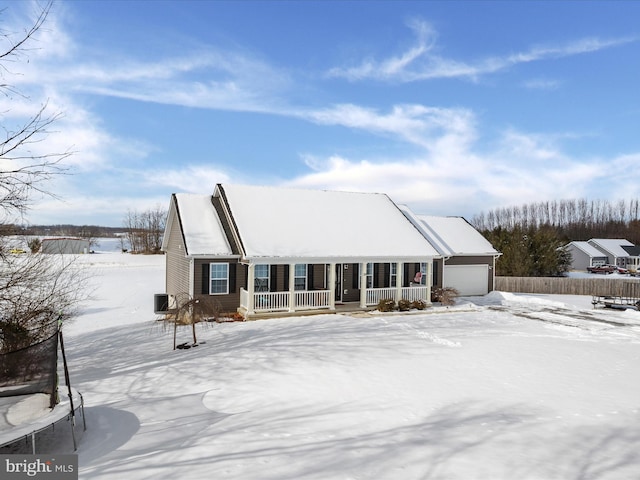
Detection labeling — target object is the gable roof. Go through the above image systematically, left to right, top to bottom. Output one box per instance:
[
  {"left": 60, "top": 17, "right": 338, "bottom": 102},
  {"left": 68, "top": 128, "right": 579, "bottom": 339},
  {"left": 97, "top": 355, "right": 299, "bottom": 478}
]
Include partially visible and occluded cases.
[
  {"left": 215, "top": 184, "right": 439, "bottom": 262},
  {"left": 168, "top": 193, "right": 233, "bottom": 256},
  {"left": 398, "top": 205, "right": 499, "bottom": 257},
  {"left": 587, "top": 238, "right": 633, "bottom": 258},
  {"left": 566, "top": 241, "right": 608, "bottom": 258}
]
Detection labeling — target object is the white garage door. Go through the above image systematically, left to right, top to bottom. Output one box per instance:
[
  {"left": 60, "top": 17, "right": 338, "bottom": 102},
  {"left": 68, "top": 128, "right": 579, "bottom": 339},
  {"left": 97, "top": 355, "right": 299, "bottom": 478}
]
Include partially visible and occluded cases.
[{"left": 443, "top": 264, "right": 489, "bottom": 296}]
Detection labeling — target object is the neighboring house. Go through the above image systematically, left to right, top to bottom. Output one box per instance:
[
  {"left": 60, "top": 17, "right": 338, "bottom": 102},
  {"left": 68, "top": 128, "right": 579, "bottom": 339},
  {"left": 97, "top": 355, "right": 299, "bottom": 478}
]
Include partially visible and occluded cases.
[
  {"left": 161, "top": 184, "right": 440, "bottom": 318},
  {"left": 399, "top": 207, "right": 501, "bottom": 296},
  {"left": 40, "top": 237, "right": 90, "bottom": 254},
  {"left": 586, "top": 238, "right": 633, "bottom": 268},
  {"left": 564, "top": 241, "right": 609, "bottom": 271},
  {"left": 622, "top": 245, "right": 640, "bottom": 274}
]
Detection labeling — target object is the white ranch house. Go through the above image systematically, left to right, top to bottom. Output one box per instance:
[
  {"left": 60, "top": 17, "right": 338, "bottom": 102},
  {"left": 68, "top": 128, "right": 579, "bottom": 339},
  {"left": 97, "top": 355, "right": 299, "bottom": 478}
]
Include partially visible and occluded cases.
[{"left": 161, "top": 184, "right": 443, "bottom": 318}]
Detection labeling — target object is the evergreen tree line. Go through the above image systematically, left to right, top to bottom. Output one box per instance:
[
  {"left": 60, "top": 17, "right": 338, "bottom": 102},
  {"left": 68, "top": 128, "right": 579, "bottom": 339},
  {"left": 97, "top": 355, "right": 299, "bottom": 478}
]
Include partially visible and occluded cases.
[{"left": 471, "top": 198, "right": 640, "bottom": 277}]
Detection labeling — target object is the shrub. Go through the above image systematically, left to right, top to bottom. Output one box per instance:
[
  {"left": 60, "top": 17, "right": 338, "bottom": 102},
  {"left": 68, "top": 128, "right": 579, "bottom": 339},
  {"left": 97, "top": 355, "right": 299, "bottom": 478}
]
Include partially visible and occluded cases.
[
  {"left": 28, "top": 237, "right": 41, "bottom": 253},
  {"left": 432, "top": 287, "right": 459, "bottom": 306},
  {"left": 376, "top": 298, "right": 396, "bottom": 312},
  {"left": 398, "top": 299, "right": 412, "bottom": 311},
  {"left": 411, "top": 299, "right": 428, "bottom": 310}
]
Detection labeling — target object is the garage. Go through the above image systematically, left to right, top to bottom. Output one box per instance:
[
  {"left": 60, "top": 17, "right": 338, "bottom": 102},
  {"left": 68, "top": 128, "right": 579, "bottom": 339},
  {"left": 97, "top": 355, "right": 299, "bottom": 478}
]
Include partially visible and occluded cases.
[{"left": 443, "top": 264, "right": 489, "bottom": 296}]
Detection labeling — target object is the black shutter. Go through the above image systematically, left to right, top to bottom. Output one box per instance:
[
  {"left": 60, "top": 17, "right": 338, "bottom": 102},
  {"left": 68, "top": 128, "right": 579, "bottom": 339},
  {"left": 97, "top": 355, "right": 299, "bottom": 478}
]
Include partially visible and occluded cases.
[
  {"left": 433, "top": 261, "right": 438, "bottom": 286},
  {"left": 201, "top": 263, "right": 210, "bottom": 294},
  {"left": 229, "top": 263, "right": 236, "bottom": 293},
  {"left": 373, "top": 263, "right": 380, "bottom": 288},
  {"left": 383, "top": 263, "right": 390, "bottom": 288},
  {"left": 404, "top": 263, "right": 410, "bottom": 287},
  {"left": 307, "top": 264, "right": 314, "bottom": 290},
  {"left": 352, "top": 264, "right": 359, "bottom": 289},
  {"left": 270, "top": 265, "right": 277, "bottom": 292},
  {"left": 284, "top": 265, "right": 289, "bottom": 291}
]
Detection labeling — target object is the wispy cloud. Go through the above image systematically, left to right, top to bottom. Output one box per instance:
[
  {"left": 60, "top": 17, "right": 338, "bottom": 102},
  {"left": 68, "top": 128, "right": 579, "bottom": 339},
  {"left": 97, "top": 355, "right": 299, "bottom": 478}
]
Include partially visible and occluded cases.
[
  {"left": 327, "top": 18, "right": 636, "bottom": 83},
  {"left": 305, "top": 103, "right": 476, "bottom": 151},
  {"left": 286, "top": 124, "right": 627, "bottom": 219}
]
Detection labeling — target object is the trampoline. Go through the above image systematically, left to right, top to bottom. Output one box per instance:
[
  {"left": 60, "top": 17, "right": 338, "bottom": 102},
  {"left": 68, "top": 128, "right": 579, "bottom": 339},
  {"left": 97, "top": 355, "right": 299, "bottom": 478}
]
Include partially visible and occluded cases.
[
  {"left": 0, "top": 317, "right": 85, "bottom": 453},
  {"left": 0, "top": 387, "right": 85, "bottom": 453}
]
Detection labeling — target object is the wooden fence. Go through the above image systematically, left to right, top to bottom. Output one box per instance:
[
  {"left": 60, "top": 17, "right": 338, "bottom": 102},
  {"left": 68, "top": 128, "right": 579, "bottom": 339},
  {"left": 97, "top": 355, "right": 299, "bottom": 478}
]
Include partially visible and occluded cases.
[{"left": 495, "top": 276, "right": 640, "bottom": 298}]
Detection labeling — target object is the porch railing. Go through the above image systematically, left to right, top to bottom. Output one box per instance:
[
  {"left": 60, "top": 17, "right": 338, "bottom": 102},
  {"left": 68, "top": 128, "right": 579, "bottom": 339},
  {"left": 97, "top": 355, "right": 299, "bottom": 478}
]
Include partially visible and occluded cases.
[
  {"left": 366, "top": 285, "right": 429, "bottom": 305},
  {"left": 401, "top": 285, "right": 429, "bottom": 302},
  {"left": 241, "top": 286, "right": 428, "bottom": 312},
  {"left": 366, "top": 287, "right": 398, "bottom": 305},
  {"left": 240, "top": 288, "right": 331, "bottom": 313},
  {"left": 295, "top": 290, "right": 331, "bottom": 310},
  {"left": 253, "top": 291, "right": 290, "bottom": 312}
]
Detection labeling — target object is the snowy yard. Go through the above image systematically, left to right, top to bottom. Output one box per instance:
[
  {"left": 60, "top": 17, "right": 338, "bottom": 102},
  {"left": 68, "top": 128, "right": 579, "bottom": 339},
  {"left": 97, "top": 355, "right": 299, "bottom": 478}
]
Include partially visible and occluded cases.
[{"left": 16, "top": 242, "right": 640, "bottom": 479}]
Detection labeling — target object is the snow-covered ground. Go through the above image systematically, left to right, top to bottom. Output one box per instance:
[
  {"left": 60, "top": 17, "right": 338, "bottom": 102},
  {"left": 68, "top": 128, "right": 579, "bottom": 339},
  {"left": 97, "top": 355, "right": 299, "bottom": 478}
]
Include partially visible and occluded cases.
[{"left": 6, "top": 240, "right": 640, "bottom": 479}]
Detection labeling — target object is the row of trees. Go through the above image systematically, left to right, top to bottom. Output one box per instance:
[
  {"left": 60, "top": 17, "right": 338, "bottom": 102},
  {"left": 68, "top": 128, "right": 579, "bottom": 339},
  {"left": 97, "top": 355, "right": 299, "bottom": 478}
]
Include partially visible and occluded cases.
[
  {"left": 472, "top": 198, "right": 640, "bottom": 276},
  {"left": 472, "top": 198, "right": 640, "bottom": 244},
  {"left": 122, "top": 206, "right": 166, "bottom": 253}
]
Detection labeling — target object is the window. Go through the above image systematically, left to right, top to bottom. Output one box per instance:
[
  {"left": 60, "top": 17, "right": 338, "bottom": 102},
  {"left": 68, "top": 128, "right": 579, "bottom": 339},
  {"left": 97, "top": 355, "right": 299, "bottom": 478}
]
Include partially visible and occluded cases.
[
  {"left": 420, "top": 262, "right": 428, "bottom": 285},
  {"left": 210, "top": 263, "right": 229, "bottom": 294},
  {"left": 365, "top": 263, "right": 373, "bottom": 288},
  {"left": 390, "top": 263, "right": 397, "bottom": 287},
  {"left": 255, "top": 264, "right": 270, "bottom": 292},
  {"left": 294, "top": 264, "right": 307, "bottom": 291}
]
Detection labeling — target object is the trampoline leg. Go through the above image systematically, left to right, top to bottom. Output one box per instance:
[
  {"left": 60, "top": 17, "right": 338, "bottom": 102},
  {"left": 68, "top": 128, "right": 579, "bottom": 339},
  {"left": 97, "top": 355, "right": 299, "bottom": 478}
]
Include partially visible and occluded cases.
[
  {"left": 80, "top": 394, "right": 87, "bottom": 432},
  {"left": 70, "top": 419, "right": 77, "bottom": 451}
]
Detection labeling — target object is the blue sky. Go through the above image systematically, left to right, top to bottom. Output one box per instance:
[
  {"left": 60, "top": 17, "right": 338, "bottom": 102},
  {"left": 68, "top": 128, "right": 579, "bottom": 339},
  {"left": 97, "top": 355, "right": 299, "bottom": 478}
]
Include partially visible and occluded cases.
[{"left": 3, "top": 1, "right": 640, "bottom": 227}]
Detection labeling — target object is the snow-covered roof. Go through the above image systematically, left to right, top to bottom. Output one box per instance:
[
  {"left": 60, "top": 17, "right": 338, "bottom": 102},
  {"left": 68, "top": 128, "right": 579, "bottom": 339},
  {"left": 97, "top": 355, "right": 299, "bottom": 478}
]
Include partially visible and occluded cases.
[
  {"left": 217, "top": 184, "right": 438, "bottom": 262},
  {"left": 173, "top": 193, "right": 232, "bottom": 256},
  {"left": 399, "top": 205, "right": 499, "bottom": 257},
  {"left": 587, "top": 238, "right": 634, "bottom": 258},
  {"left": 566, "top": 241, "right": 607, "bottom": 258}
]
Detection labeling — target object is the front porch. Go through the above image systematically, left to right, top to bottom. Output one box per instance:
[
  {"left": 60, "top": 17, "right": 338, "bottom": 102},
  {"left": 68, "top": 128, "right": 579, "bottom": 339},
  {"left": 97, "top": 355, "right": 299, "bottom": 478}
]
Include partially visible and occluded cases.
[{"left": 238, "top": 260, "right": 431, "bottom": 318}]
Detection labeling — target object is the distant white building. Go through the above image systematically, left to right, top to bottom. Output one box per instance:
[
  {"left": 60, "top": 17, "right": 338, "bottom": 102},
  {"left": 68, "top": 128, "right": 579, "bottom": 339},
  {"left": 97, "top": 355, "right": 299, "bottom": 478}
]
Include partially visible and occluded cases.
[
  {"left": 40, "top": 237, "right": 90, "bottom": 254},
  {"left": 564, "top": 238, "right": 633, "bottom": 271},
  {"left": 587, "top": 238, "right": 634, "bottom": 268},
  {"left": 564, "top": 241, "right": 608, "bottom": 271}
]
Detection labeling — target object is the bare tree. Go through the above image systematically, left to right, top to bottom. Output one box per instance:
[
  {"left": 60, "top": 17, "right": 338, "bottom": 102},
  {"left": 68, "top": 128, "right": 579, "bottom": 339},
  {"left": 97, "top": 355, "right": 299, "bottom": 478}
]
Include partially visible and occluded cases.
[
  {"left": 0, "top": 1, "right": 87, "bottom": 352},
  {"left": 122, "top": 205, "right": 167, "bottom": 254},
  {"left": 162, "top": 293, "right": 222, "bottom": 350}
]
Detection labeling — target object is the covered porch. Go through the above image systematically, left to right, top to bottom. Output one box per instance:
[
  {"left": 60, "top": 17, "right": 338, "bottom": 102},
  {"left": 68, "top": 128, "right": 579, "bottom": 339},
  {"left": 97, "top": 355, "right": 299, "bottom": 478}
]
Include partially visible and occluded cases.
[{"left": 238, "top": 259, "right": 432, "bottom": 317}]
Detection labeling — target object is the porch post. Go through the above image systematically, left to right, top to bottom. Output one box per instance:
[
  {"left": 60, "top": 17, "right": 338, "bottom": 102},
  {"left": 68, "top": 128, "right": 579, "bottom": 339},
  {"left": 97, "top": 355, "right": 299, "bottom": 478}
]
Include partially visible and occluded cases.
[
  {"left": 425, "top": 260, "right": 433, "bottom": 305},
  {"left": 396, "top": 261, "right": 403, "bottom": 303},
  {"left": 359, "top": 262, "right": 367, "bottom": 308},
  {"left": 247, "top": 263, "right": 255, "bottom": 314},
  {"left": 289, "top": 263, "right": 296, "bottom": 312},
  {"left": 328, "top": 263, "right": 336, "bottom": 310}
]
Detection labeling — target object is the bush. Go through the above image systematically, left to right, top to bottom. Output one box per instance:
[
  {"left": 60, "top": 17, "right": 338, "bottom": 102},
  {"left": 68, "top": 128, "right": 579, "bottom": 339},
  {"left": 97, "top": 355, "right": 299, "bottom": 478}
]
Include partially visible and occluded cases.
[
  {"left": 27, "top": 237, "right": 41, "bottom": 253},
  {"left": 432, "top": 287, "right": 459, "bottom": 306},
  {"left": 376, "top": 298, "right": 396, "bottom": 312},
  {"left": 398, "top": 299, "right": 412, "bottom": 311},
  {"left": 411, "top": 299, "right": 428, "bottom": 310}
]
